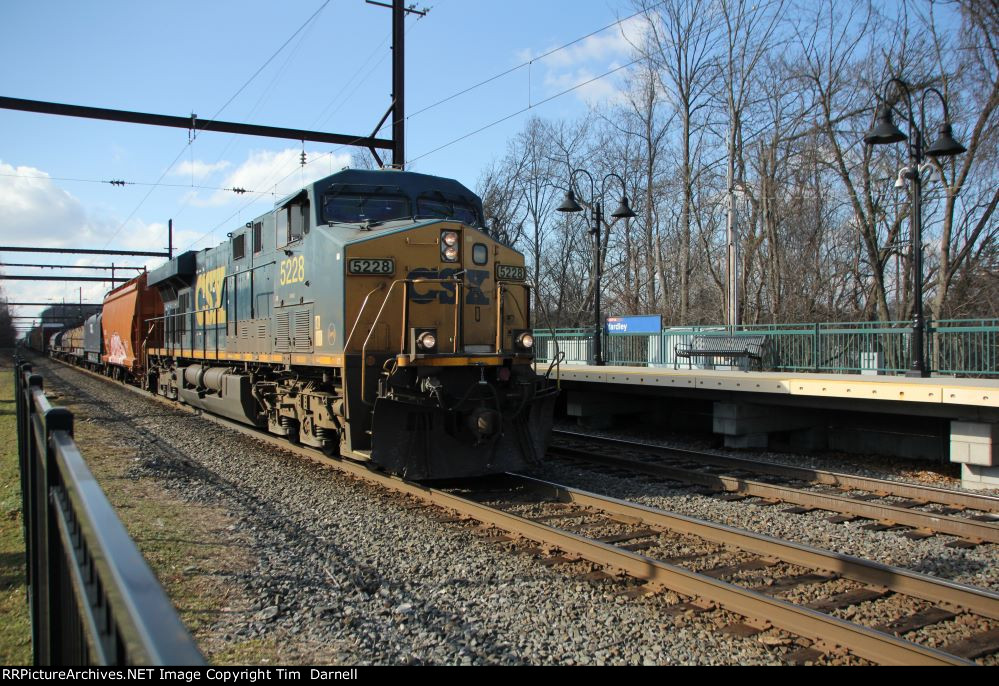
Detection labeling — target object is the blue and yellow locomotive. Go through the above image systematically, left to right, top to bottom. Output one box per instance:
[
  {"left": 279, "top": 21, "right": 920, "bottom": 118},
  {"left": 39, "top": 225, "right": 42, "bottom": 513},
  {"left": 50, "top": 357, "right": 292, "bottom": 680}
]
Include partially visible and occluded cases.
[{"left": 146, "top": 169, "right": 556, "bottom": 479}]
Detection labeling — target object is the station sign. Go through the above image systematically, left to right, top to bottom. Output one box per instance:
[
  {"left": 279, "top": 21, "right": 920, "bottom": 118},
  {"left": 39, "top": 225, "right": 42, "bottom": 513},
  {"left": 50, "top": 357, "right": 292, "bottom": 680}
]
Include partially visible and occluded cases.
[{"left": 605, "top": 315, "right": 662, "bottom": 335}]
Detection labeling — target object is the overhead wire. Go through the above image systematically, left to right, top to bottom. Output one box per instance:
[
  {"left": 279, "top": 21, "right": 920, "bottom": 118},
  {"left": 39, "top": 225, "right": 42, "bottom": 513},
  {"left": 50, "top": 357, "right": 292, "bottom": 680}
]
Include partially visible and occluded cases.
[
  {"left": 100, "top": 0, "right": 334, "bottom": 249},
  {"left": 311, "top": 0, "right": 438, "bottom": 130},
  {"left": 401, "top": 0, "right": 664, "bottom": 124},
  {"left": 179, "top": 1, "right": 645, "bottom": 248},
  {"left": 178, "top": 3, "right": 437, "bottom": 253},
  {"left": 167, "top": 9, "right": 327, "bottom": 227},
  {"left": 311, "top": 34, "right": 392, "bottom": 129},
  {"left": 408, "top": 57, "right": 643, "bottom": 164},
  {"left": 0, "top": 171, "right": 262, "bottom": 194}
]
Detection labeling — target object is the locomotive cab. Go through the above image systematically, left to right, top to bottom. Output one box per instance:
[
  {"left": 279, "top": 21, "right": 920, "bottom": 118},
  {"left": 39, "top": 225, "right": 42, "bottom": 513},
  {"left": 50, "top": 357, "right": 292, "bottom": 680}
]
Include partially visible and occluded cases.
[
  {"left": 146, "top": 168, "right": 556, "bottom": 480},
  {"left": 342, "top": 214, "right": 551, "bottom": 478}
]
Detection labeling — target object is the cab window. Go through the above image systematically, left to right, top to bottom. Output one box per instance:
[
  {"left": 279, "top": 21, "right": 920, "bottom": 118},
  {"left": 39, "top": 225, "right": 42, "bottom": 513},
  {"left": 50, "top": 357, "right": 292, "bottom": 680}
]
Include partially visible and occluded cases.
[
  {"left": 323, "top": 193, "right": 410, "bottom": 224},
  {"left": 416, "top": 197, "right": 479, "bottom": 226},
  {"left": 277, "top": 201, "right": 310, "bottom": 247},
  {"left": 232, "top": 233, "right": 245, "bottom": 261}
]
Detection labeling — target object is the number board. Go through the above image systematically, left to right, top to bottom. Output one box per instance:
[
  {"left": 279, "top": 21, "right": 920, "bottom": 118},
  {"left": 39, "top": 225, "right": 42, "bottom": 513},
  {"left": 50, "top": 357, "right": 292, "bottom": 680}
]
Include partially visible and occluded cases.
[
  {"left": 348, "top": 258, "right": 395, "bottom": 275},
  {"left": 495, "top": 264, "right": 526, "bottom": 281}
]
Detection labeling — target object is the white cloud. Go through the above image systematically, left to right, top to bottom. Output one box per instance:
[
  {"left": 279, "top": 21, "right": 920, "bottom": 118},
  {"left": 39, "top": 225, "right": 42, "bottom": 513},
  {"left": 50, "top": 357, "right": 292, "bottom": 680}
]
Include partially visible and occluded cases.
[
  {"left": 521, "top": 15, "right": 649, "bottom": 106},
  {"left": 546, "top": 15, "right": 648, "bottom": 68},
  {"left": 544, "top": 66, "right": 628, "bottom": 106},
  {"left": 185, "top": 148, "right": 352, "bottom": 207},
  {"left": 171, "top": 159, "right": 231, "bottom": 180},
  {"left": 0, "top": 161, "right": 171, "bottom": 318},
  {"left": 0, "top": 161, "right": 90, "bottom": 247}
]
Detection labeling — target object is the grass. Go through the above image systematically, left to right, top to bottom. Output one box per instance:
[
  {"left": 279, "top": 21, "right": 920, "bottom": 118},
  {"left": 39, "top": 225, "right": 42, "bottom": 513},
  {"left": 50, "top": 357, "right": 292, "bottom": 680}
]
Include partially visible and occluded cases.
[
  {"left": 0, "top": 353, "right": 285, "bottom": 664},
  {"left": 0, "top": 354, "right": 32, "bottom": 665},
  {"left": 29, "top": 355, "right": 283, "bottom": 664}
]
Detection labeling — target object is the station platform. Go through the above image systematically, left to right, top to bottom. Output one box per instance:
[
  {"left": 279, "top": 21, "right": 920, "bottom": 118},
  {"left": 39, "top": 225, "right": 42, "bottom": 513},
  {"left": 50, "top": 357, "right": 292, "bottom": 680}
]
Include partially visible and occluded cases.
[{"left": 538, "top": 363, "right": 999, "bottom": 490}]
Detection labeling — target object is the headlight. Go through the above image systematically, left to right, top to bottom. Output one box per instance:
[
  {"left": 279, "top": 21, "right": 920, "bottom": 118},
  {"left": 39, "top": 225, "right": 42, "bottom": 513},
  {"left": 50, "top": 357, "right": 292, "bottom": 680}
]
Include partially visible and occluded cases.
[
  {"left": 441, "top": 231, "right": 459, "bottom": 246},
  {"left": 442, "top": 245, "right": 459, "bottom": 262},
  {"left": 417, "top": 331, "right": 437, "bottom": 350},
  {"left": 516, "top": 331, "right": 534, "bottom": 350}
]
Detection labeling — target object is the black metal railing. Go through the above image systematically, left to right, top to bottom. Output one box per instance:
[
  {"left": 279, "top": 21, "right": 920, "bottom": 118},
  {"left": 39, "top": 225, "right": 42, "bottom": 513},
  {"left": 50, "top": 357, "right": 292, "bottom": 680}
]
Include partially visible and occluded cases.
[{"left": 14, "top": 358, "right": 204, "bottom": 665}]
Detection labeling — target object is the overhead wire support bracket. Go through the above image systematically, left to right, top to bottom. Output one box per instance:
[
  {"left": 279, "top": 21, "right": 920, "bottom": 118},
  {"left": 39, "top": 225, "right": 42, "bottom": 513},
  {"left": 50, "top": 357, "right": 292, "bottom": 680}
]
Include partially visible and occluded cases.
[
  {"left": 0, "top": 96, "right": 395, "bottom": 151},
  {"left": 0, "top": 246, "right": 171, "bottom": 258},
  {"left": 0, "top": 263, "right": 146, "bottom": 271},
  {"left": 2, "top": 275, "right": 131, "bottom": 283},
  {"left": 4, "top": 302, "right": 103, "bottom": 307}
]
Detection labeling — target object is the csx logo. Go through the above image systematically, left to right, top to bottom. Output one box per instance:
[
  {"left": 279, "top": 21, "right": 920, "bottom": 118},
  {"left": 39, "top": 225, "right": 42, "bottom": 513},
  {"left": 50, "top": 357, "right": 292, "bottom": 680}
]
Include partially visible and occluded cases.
[
  {"left": 195, "top": 265, "right": 226, "bottom": 326},
  {"left": 407, "top": 268, "right": 489, "bottom": 305}
]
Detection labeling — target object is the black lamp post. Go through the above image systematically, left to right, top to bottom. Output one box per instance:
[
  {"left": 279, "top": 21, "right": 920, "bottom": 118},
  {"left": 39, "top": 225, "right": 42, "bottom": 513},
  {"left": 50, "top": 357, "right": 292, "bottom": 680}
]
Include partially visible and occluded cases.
[
  {"left": 863, "top": 78, "right": 966, "bottom": 377},
  {"left": 557, "top": 169, "right": 636, "bottom": 366}
]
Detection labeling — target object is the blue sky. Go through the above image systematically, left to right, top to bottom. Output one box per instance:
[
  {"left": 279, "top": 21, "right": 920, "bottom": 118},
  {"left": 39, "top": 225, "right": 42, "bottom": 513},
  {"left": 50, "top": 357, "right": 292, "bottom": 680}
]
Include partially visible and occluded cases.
[{"left": 1, "top": 0, "right": 643, "bottom": 322}]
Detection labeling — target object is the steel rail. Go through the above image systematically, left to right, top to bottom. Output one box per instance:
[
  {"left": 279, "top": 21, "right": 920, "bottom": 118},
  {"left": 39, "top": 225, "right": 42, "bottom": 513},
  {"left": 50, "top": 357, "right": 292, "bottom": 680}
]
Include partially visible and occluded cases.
[
  {"left": 40, "top": 356, "right": 997, "bottom": 665},
  {"left": 178, "top": 409, "right": 987, "bottom": 665},
  {"left": 210, "top": 427, "right": 996, "bottom": 665},
  {"left": 554, "top": 429, "right": 999, "bottom": 513},
  {"left": 549, "top": 443, "right": 999, "bottom": 544}
]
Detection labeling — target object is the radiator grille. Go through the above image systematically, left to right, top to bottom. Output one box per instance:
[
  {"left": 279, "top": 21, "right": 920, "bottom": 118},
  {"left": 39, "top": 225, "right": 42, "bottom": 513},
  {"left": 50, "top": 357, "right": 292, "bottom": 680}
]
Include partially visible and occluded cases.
[
  {"left": 293, "top": 310, "right": 312, "bottom": 352},
  {"left": 275, "top": 312, "right": 291, "bottom": 352}
]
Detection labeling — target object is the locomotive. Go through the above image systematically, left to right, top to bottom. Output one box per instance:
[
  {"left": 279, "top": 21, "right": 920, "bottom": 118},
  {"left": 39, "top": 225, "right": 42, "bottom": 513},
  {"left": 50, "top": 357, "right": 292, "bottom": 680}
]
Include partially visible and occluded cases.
[{"left": 71, "top": 167, "right": 559, "bottom": 480}]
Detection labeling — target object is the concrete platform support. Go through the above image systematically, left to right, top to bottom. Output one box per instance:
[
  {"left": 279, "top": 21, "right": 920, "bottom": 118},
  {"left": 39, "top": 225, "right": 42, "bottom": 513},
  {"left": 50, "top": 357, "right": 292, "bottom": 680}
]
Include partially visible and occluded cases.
[
  {"left": 566, "top": 391, "right": 648, "bottom": 429},
  {"left": 712, "top": 402, "right": 816, "bottom": 450},
  {"left": 950, "top": 421, "right": 999, "bottom": 491},
  {"left": 828, "top": 427, "right": 942, "bottom": 461}
]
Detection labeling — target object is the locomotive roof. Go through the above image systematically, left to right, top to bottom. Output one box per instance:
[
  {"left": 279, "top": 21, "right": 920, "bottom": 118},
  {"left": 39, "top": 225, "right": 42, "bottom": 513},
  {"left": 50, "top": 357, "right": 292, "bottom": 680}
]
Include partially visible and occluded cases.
[{"left": 310, "top": 169, "right": 482, "bottom": 210}]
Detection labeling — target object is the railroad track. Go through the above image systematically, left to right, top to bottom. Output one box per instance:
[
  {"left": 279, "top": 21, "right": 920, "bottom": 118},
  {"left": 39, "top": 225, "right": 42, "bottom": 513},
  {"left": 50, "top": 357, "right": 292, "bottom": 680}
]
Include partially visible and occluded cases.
[
  {"left": 38, "top": 356, "right": 999, "bottom": 665},
  {"left": 550, "top": 430, "right": 999, "bottom": 547}
]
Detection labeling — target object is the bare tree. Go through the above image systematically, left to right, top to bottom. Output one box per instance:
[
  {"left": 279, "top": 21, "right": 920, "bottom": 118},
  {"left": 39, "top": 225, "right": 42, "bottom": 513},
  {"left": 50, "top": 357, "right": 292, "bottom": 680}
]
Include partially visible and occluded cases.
[
  {"left": 637, "top": 0, "right": 718, "bottom": 324},
  {"left": 921, "top": 0, "right": 999, "bottom": 325}
]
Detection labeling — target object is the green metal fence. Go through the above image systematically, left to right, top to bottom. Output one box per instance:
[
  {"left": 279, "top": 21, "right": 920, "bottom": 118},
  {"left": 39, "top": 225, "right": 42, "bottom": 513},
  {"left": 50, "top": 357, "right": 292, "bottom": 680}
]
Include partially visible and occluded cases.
[{"left": 534, "top": 319, "right": 999, "bottom": 377}]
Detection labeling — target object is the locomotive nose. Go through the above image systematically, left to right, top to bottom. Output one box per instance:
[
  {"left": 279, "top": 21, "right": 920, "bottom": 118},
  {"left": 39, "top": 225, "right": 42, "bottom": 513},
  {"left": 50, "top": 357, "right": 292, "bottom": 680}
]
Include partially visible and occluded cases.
[{"left": 467, "top": 406, "right": 501, "bottom": 440}]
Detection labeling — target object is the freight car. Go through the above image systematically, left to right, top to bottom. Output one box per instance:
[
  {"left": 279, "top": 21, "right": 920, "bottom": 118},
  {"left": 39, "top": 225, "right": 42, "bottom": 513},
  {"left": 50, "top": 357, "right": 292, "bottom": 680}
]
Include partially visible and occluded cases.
[
  {"left": 94, "top": 168, "right": 557, "bottom": 480},
  {"left": 100, "top": 272, "right": 163, "bottom": 381},
  {"left": 83, "top": 313, "right": 102, "bottom": 368},
  {"left": 26, "top": 323, "right": 62, "bottom": 354}
]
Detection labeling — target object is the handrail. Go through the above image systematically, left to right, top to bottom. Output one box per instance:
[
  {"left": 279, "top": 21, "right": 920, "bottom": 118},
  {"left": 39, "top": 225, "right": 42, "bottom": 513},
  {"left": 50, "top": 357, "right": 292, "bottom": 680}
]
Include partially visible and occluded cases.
[
  {"left": 358, "top": 277, "right": 463, "bottom": 406},
  {"left": 495, "top": 280, "right": 532, "bottom": 353},
  {"left": 344, "top": 282, "right": 388, "bottom": 352},
  {"left": 532, "top": 318, "right": 999, "bottom": 376},
  {"left": 14, "top": 358, "right": 204, "bottom": 665}
]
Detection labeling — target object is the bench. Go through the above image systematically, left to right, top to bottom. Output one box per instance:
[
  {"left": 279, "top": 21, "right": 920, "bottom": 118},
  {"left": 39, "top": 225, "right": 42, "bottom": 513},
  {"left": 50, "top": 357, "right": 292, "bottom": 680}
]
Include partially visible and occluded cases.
[{"left": 674, "top": 334, "right": 769, "bottom": 371}]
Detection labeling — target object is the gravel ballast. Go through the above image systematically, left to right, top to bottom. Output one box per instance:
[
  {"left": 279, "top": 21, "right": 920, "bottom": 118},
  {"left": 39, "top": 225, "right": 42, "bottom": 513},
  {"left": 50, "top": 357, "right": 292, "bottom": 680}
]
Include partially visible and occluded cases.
[{"left": 31, "top": 358, "right": 997, "bottom": 665}]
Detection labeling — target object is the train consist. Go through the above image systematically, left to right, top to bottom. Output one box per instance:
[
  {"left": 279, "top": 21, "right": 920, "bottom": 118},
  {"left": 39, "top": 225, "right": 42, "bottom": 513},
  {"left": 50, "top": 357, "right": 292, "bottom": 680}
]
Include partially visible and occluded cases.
[{"left": 35, "top": 168, "right": 557, "bottom": 479}]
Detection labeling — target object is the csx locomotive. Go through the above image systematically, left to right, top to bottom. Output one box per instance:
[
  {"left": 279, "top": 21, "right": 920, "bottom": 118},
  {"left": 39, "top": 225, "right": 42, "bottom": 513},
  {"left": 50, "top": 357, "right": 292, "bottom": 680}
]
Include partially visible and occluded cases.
[{"left": 132, "top": 168, "right": 556, "bottom": 479}]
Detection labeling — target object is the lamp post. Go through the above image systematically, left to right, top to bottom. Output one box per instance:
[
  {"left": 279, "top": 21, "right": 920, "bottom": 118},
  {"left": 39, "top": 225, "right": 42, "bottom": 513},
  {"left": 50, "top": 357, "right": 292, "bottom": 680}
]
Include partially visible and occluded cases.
[
  {"left": 863, "top": 78, "right": 966, "bottom": 377},
  {"left": 557, "top": 170, "right": 636, "bottom": 366}
]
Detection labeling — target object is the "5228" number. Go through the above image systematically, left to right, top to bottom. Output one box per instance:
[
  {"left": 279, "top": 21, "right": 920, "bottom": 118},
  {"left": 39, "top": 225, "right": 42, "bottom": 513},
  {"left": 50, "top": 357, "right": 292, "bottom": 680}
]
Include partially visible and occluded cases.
[
  {"left": 280, "top": 255, "right": 306, "bottom": 286},
  {"left": 348, "top": 258, "right": 394, "bottom": 275}
]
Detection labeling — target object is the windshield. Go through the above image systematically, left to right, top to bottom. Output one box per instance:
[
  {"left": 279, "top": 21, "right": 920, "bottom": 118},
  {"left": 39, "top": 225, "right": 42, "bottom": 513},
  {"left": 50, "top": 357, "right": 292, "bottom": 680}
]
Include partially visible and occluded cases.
[
  {"left": 323, "top": 193, "right": 410, "bottom": 224},
  {"left": 416, "top": 198, "right": 480, "bottom": 226}
]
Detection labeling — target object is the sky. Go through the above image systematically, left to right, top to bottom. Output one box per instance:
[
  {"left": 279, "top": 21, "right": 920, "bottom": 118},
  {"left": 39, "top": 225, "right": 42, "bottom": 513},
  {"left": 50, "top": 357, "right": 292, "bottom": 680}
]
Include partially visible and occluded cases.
[{"left": 0, "top": 0, "right": 647, "bottom": 331}]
